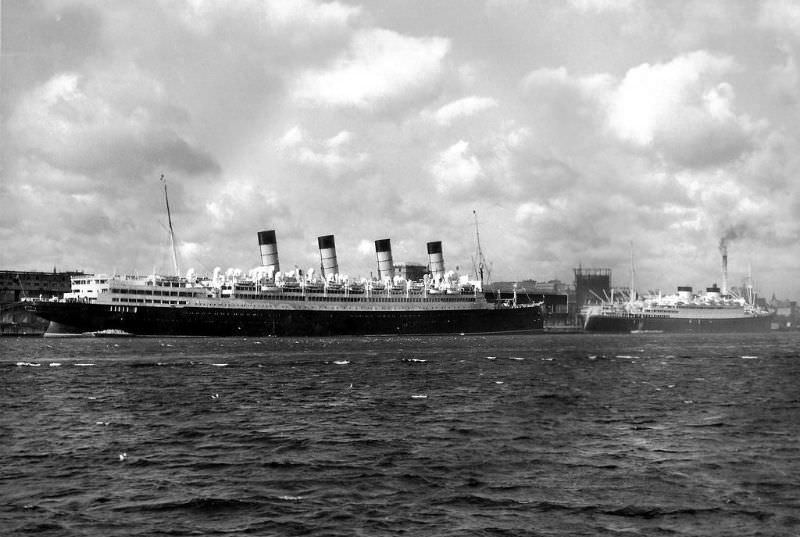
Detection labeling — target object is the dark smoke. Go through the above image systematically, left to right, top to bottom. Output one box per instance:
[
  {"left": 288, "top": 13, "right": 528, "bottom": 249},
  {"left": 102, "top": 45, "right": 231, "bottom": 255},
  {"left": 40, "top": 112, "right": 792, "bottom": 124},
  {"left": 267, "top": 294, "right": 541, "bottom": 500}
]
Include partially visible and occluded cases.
[{"left": 718, "top": 223, "right": 749, "bottom": 254}]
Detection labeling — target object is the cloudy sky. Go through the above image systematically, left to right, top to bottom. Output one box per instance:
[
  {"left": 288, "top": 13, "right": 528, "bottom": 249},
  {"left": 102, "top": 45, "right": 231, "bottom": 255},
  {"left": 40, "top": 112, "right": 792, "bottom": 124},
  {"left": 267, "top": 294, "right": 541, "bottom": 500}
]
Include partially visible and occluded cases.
[{"left": 2, "top": 0, "right": 799, "bottom": 298}]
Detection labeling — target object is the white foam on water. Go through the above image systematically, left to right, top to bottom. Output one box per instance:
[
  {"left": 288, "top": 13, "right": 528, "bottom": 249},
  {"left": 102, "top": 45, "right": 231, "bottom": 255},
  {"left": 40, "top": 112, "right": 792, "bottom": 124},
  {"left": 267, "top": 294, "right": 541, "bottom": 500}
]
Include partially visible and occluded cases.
[
  {"left": 741, "top": 355, "right": 759, "bottom": 360},
  {"left": 486, "top": 356, "right": 496, "bottom": 360},
  {"left": 509, "top": 357, "right": 524, "bottom": 361},
  {"left": 333, "top": 360, "right": 350, "bottom": 365},
  {"left": 16, "top": 362, "right": 41, "bottom": 367},
  {"left": 49, "top": 363, "right": 61, "bottom": 367},
  {"left": 75, "top": 363, "right": 95, "bottom": 367},
  {"left": 211, "top": 363, "right": 228, "bottom": 367},
  {"left": 495, "top": 381, "right": 504, "bottom": 384},
  {"left": 411, "top": 394, "right": 427, "bottom": 399},
  {"left": 279, "top": 495, "right": 302, "bottom": 501}
]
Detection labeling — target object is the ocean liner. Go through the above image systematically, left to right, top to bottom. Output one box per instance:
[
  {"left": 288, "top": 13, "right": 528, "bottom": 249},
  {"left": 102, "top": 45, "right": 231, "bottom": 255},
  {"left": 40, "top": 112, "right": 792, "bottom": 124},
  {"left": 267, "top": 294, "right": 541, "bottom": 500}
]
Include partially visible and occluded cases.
[
  {"left": 30, "top": 231, "right": 542, "bottom": 337},
  {"left": 582, "top": 247, "right": 772, "bottom": 333}
]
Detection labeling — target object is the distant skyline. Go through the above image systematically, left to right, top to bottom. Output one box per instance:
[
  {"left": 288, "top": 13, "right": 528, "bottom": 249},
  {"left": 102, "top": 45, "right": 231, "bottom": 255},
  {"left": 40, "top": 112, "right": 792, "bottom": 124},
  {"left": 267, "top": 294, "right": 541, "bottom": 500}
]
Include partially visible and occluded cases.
[{"left": 2, "top": 0, "right": 799, "bottom": 298}]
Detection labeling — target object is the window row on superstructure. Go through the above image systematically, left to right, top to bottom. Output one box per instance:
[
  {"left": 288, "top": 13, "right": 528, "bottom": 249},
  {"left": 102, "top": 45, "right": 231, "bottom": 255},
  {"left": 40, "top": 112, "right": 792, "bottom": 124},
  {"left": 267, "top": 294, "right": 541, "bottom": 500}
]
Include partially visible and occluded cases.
[
  {"left": 111, "top": 288, "right": 203, "bottom": 298},
  {"left": 230, "top": 293, "right": 476, "bottom": 303},
  {"left": 111, "top": 297, "right": 188, "bottom": 305}
]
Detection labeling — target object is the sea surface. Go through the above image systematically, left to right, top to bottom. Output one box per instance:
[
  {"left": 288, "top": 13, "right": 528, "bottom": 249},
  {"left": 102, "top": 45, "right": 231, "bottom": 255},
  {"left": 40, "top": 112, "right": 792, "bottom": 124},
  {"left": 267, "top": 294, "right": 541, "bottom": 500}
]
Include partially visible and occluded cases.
[{"left": 1, "top": 332, "right": 799, "bottom": 536}]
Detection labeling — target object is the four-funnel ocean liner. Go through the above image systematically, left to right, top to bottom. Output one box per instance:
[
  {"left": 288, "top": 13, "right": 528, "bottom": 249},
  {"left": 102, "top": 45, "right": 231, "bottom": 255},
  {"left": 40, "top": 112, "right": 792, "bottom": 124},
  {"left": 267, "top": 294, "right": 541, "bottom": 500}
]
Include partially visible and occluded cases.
[{"left": 31, "top": 232, "right": 543, "bottom": 337}]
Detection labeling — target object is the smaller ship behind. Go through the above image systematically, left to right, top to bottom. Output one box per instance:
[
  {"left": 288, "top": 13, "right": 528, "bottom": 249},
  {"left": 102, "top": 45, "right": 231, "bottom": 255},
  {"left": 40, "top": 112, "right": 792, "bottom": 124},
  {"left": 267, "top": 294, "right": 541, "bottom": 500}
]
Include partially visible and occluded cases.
[{"left": 582, "top": 246, "right": 773, "bottom": 333}]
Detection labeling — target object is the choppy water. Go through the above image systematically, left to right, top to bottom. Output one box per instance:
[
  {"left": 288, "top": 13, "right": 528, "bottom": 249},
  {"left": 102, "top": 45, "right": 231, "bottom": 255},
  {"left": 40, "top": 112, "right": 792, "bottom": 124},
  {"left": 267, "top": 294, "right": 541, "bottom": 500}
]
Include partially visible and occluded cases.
[{"left": 1, "top": 333, "right": 799, "bottom": 536}]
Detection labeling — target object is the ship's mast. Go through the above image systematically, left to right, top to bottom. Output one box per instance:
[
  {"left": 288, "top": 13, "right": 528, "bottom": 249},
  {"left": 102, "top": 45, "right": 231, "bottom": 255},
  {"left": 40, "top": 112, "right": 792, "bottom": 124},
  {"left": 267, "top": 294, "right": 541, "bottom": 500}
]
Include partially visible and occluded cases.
[
  {"left": 161, "top": 174, "right": 180, "bottom": 277},
  {"left": 473, "top": 210, "right": 487, "bottom": 284},
  {"left": 628, "top": 241, "right": 636, "bottom": 306}
]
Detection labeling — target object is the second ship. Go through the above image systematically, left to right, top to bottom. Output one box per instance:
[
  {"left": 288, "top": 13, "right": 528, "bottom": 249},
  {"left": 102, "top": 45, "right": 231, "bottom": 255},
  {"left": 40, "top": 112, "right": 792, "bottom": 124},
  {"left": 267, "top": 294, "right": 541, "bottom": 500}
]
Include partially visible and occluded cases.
[
  {"left": 31, "top": 231, "right": 543, "bottom": 337},
  {"left": 582, "top": 246, "right": 772, "bottom": 333}
]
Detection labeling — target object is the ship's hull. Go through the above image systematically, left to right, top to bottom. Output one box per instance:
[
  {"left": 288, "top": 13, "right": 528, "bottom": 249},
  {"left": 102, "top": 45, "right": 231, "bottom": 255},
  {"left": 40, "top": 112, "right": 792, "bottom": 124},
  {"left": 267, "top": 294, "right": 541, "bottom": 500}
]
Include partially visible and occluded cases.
[
  {"left": 32, "top": 301, "right": 542, "bottom": 337},
  {"left": 584, "top": 313, "right": 773, "bottom": 333}
]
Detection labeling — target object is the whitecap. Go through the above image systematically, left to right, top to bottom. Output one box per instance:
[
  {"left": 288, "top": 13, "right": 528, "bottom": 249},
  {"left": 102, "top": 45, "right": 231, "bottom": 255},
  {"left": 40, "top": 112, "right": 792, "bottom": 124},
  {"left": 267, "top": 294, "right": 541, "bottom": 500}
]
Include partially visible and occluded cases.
[
  {"left": 588, "top": 355, "right": 597, "bottom": 360},
  {"left": 741, "top": 355, "right": 759, "bottom": 360},
  {"left": 486, "top": 356, "right": 496, "bottom": 360},
  {"left": 509, "top": 357, "right": 524, "bottom": 361},
  {"left": 333, "top": 360, "right": 350, "bottom": 365},
  {"left": 16, "top": 362, "right": 41, "bottom": 367},
  {"left": 49, "top": 363, "right": 61, "bottom": 367},
  {"left": 75, "top": 363, "right": 95, "bottom": 367},
  {"left": 211, "top": 363, "right": 228, "bottom": 367},
  {"left": 495, "top": 381, "right": 504, "bottom": 384},
  {"left": 411, "top": 394, "right": 427, "bottom": 399},
  {"left": 279, "top": 495, "right": 302, "bottom": 501}
]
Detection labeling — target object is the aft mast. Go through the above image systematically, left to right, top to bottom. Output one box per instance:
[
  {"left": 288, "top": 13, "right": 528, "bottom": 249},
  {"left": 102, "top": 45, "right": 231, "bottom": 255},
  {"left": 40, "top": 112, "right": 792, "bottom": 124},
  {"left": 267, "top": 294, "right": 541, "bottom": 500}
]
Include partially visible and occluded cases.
[
  {"left": 161, "top": 174, "right": 181, "bottom": 277},
  {"left": 472, "top": 210, "right": 488, "bottom": 285},
  {"left": 628, "top": 241, "right": 636, "bottom": 307}
]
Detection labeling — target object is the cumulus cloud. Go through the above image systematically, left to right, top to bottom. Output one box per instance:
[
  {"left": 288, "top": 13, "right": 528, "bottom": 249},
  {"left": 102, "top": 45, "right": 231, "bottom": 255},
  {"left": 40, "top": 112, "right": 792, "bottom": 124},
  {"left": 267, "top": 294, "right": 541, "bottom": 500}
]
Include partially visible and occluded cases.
[
  {"left": 176, "top": 0, "right": 360, "bottom": 37},
  {"left": 568, "top": 0, "right": 634, "bottom": 13},
  {"left": 294, "top": 28, "right": 450, "bottom": 108},
  {"left": 604, "top": 51, "right": 756, "bottom": 168},
  {"left": 607, "top": 52, "right": 736, "bottom": 143},
  {"left": 523, "top": 53, "right": 758, "bottom": 169},
  {"left": 522, "top": 66, "right": 612, "bottom": 96},
  {"left": 8, "top": 69, "right": 218, "bottom": 179},
  {"left": 431, "top": 96, "right": 498, "bottom": 126},
  {"left": 277, "top": 125, "right": 368, "bottom": 177},
  {"left": 430, "top": 140, "right": 484, "bottom": 194}
]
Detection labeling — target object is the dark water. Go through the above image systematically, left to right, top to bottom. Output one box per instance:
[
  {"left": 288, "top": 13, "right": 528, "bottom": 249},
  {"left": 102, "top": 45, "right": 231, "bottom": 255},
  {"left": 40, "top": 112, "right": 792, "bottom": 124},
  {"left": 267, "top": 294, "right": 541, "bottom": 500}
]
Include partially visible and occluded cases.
[{"left": 1, "top": 333, "right": 799, "bottom": 536}]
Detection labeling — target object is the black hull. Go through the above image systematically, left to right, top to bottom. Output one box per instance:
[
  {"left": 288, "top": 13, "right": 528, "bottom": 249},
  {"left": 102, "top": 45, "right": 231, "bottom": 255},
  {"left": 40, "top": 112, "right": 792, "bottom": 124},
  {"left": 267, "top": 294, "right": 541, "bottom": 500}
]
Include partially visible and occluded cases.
[
  {"left": 32, "top": 302, "right": 543, "bottom": 337},
  {"left": 584, "top": 314, "right": 773, "bottom": 333}
]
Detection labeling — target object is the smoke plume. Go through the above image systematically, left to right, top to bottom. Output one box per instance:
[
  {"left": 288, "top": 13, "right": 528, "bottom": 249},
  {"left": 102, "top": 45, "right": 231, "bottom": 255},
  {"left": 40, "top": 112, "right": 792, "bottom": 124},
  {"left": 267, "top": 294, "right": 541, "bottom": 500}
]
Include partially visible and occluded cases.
[{"left": 719, "top": 223, "right": 749, "bottom": 255}]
